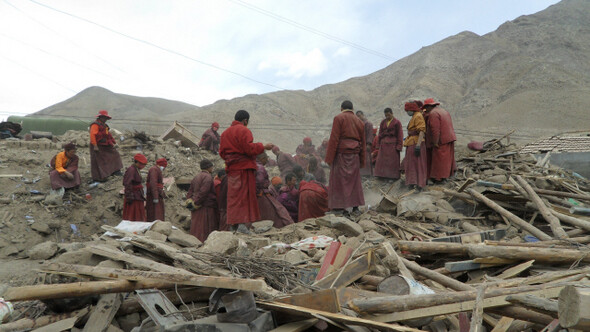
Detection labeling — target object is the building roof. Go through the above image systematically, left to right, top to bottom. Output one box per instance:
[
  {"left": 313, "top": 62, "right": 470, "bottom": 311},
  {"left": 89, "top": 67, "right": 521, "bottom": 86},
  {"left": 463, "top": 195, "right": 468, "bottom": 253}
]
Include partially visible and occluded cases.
[{"left": 520, "top": 135, "right": 590, "bottom": 154}]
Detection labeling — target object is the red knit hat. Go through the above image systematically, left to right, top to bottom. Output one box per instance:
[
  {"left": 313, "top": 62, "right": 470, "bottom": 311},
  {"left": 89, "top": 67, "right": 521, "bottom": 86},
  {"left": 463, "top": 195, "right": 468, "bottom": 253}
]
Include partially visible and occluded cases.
[
  {"left": 422, "top": 98, "right": 440, "bottom": 109},
  {"left": 405, "top": 102, "right": 421, "bottom": 112},
  {"left": 96, "top": 110, "right": 112, "bottom": 119},
  {"left": 212, "top": 122, "right": 219, "bottom": 128},
  {"left": 303, "top": 137, "right": 312, "bottom": 143},
  {"left": 134, "top": 153, "right": 147, "bottom": 164},
  {"left": 156, "top": 158, "right": 168, "bottom": 167}
]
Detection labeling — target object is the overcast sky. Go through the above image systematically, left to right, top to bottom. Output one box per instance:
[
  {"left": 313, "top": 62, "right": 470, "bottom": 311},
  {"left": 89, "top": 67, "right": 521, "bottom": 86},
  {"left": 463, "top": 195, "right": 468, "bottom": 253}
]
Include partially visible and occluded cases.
[{"left": 0, "top": 0, "right": 559, "bottom": 120}]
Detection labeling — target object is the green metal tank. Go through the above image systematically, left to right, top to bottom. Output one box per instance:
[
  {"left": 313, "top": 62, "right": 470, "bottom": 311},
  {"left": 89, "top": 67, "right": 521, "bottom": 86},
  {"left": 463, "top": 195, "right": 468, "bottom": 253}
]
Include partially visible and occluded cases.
[{"left": 7, "top": 116, "right": 89, "bottom": 135}]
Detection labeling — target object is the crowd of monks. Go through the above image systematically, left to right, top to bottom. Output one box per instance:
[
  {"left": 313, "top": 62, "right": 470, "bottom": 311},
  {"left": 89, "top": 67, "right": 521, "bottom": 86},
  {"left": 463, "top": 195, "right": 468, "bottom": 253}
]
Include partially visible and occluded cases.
[{"left": 48, "top": 98, "right": 456, "bottom": 243}]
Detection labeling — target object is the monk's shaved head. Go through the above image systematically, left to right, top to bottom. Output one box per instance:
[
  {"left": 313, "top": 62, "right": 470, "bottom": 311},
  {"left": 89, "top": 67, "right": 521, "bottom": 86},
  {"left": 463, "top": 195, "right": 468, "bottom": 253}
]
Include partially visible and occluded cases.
[{"left": 341, "top": 100, "right": 353, "bottom": 110}]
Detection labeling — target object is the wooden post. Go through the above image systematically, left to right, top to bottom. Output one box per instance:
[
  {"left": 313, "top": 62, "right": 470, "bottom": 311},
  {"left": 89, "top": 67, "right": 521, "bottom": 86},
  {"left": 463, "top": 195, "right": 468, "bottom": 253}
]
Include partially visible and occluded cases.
[
  {"left": 515, "top": 175, "right": 568, "bottom": 239},
  {"left": 465, "top": 189, "right": 552, "bottom": 240},
  {"left": 551, "top": 209, "right": 590, "bottom": 232},
  {"left": 397, "top": 241, "right": 469, "bottom": 256},
  {"left": 466, "top": 245, "right": 590, "bottom": 264},
  {"left": 400, "top": 258, "right": 474, "bottom": 292},
  {"left": 469, "top": 284, "right": 487, "bottom": 332},
  {"left": 558, "top": 285, "right": 590, "bottom": 329},
  {"left": 505, "top": 294, "right": 558, "bottom": 317}
]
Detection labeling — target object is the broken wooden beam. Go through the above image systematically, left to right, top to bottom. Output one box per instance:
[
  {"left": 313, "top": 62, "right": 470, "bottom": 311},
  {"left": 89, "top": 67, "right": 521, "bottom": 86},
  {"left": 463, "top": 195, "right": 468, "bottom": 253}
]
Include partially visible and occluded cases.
[
  {"left": 400, "top": 257, "right": 474, "bottom": 291},
  {"left": 558, "top": 285, "right": 590, "bottom": 330},
  {"left": 82, "top": 293, "right": 123, "bottom": 332},
  {"left": 505, "top": 294, "right": 558, "bottom": 317}
]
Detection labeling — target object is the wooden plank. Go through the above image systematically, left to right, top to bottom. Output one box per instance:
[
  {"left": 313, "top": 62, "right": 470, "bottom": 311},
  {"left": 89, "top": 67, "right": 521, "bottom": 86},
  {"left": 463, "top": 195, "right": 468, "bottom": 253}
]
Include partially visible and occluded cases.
[
  {"left": 0, "top": 174, "right": 22, "bottom": 178},
  {"left": 316, "top": 242, "right": 340, "bottom": 280},
  {"left": 382, "top": 242, "right": 413, "bottom": 279},
  {"left": 313, "top": 251, "right": 373, "bottom": 289},
  {"left": 444, "top": 260, "right": 503, "bottom": 272},
  {"left": 495, "top": 260, "right": 535, "bottom": 279},
  {"left": 369, "top": 287, "right": 563, "bottom": 323},
  {"left": 276, "top": 289, "right": 340, "bottom": 313},
  {"left": 82, "top": 293, "right": 123, "bottom": 332},
  {"left": 258, "top": 301, "right": 423, "bottom": 332},
  {"left": 31, "top": 317, "right": 78, "bottom": 332},
  {"left": 490, "top": 317, "right": 514, "bottom": 332},
  {"left": 268, "top": 319, "right": 319, "bottom": 332}
]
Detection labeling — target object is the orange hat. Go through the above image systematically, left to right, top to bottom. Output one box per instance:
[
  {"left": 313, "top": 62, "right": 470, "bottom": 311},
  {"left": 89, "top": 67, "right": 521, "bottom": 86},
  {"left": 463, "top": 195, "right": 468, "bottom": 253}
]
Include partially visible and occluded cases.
[
  {"left": 422, "top": 98, "right": 440, "bottom": 109},
  {"left": 405, "top": 102, "right": 421, "bottom": 112},
  {"left": 96, "top": 110, "right": 112, "bottom": 119},
  {"left": 212, "top": 122, "right": 219, "bottom": 128},
  {"left": 134, "top": 153, "right": 147, "bottom": 164},
  {"left": 156, "top": 158, "right": 168, "bottom": 167},
  {"left": 271, "top": 176, "right": 282, "bottom": 186}
]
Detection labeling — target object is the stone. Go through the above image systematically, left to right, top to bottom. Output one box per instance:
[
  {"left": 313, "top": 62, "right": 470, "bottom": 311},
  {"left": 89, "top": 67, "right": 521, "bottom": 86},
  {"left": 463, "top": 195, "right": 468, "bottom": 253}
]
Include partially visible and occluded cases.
[
  {"left": 487, "top": 174, "right": 507, "bottom": 184},
  {"left": 315, "top": 215, "right": 363, "bottom": 237},
  {"left": 358, "top": 219, "right": 379, "bottom": 232},
  {"left": 252, "top": 220, "right": 274, "bottom": 234},
  {"left": 31, "top": 221, "right": 52, "bottom": 235},
  {"left": 151, "top": 221, "right": 172, "bottom": 236},
  {"left": 167, "top": 229, "right": 202, "bottom": 247},
  {"left": 145, "top": 230, "right": 167, "bottom": 242},
  {"left": 364, "top": 230, "right": 385, "bottom": 244},
  {"left": 198, "top": 231, "right": 238, "bottom": 255},
  {"left": 338, "top": 235, "right": 347, "bottom": 244},
  {"left": 248, "top": 237, "right": 271, "bottom": 249},
  {"left": 28, "top": 241, "right": 58, "bottom": 260},
  {"left": 0, "top": 246, "right": 19, "bottom": 257},
  {"left": 312, "top": 249, "right": 326, "bottom": 263},
  {"left": 55, "top": 250, "right": 105, "bottom": 266},
  {"left": 283, "top": 250, "right": 309, "bottom": 264},
  {"left": 117, "top": 313, "right": 140, "bottom": 332}
]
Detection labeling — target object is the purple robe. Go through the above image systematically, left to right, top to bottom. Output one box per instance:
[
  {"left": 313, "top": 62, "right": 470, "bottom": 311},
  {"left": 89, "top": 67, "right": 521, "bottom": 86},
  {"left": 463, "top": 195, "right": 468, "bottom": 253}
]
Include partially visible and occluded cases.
[
  {"left": 255, "top": 162, "right": 294, "bottom": 228},
  {"left": 277, "top": 186, "right": 299, "bottom": 222}
]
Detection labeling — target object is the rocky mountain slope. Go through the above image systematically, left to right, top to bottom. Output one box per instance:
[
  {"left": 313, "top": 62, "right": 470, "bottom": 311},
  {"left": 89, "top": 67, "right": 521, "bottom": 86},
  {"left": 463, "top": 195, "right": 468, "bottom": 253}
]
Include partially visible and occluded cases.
[{"left": 34, "top": 0, "right": 590, "bottom": 151}]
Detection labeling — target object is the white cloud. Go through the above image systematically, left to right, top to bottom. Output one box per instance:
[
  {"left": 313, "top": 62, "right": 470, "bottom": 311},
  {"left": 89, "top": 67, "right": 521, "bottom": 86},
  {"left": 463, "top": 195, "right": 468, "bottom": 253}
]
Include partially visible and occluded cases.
[
  {"left": 333, "top": 47, "right": 351, "bottom": 58},
  {"left": 258, "top": 48, "right": 327, "bottom": 79}
]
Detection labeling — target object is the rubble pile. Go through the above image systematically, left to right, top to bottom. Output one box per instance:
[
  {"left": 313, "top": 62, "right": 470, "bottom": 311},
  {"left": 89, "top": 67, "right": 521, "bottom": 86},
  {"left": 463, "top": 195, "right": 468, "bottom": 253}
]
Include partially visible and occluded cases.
[{"left": 1, "top": 131, "right": 590, "bottom": 331}]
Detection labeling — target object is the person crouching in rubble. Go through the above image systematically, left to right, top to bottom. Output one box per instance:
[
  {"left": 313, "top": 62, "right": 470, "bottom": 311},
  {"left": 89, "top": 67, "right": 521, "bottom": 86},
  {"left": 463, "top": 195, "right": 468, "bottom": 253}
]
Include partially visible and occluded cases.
[
  {"left": 403, "top": 101, "right": 428, "bottom": 189},
  {"left": 89, "top": 110, "right": 123, "bottom": 182},
  {"left": 198, "top": 122, "right": 221, "bottom": 154},
  {"left": 49, "top": 142, "right": 81, "bottom": 191},
  {"left": 256, "top": 153, "right": 294, "bottom": 228},
  {"left": 122, "top": 154, "right": 147, "bottom": 221},
  {"left": 146, "top": 158, "right": 168, "bottom": 222},
  {"left": 186, "top": 159, "right": 219, "bottom": 242},
  {"left": 278, "top": 173, "right": 300, "bottom": 222}
]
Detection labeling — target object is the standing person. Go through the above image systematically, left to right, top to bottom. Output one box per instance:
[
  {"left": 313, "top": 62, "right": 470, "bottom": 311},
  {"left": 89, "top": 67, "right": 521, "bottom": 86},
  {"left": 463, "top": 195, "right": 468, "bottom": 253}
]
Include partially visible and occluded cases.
[
  {"left": 422, "top": 98, "right": 457, "bottom": 182},
  {"left": 325, "top": 100, "right": 365, "bottom": 215},
  {"left": 403, "top": 102, "right": 428, "bottom": 189},
  {"left": 374, "top": 108, "right": 403, "bottom": 180},
  {"left": 89, "top": 110, "right": 123, "bottom": 182},
  {"left": 219, "top": 110, "right": 274, "bottom": 233},
  {"left": 356, "top": 110, "right": 375, "bottom": 177},
  {"left": 199, "top": 122, "right": 221, "bottom": 154},
  {"left": 295, "top": 137, "right": 318, "bottom": 169},
  {"left": 316, "top": 139, "right": 329, "bottom": 161},
  {"left": 49, "top": 142, "right": 81, "bottom": 190},
  {"left": 272, "top": 146, "right": 297, "bottom": 178},
  {"left": 256, "top": 153, "right": 294, "bottom": 228},
  {"left": 122, "top": 154, "right": 147, "bottom": 221},
  {"left": 146, "top": 158, "right": 167, "bottom": 222},
  {"left": 186, "top": 159, "right": 219, "bottom": 242},
  {"left": 278, "top": 173, "right": 299, "bottom": 222},
  {"left": 298, "top": 180, "right": 329, "bottom": 222}
]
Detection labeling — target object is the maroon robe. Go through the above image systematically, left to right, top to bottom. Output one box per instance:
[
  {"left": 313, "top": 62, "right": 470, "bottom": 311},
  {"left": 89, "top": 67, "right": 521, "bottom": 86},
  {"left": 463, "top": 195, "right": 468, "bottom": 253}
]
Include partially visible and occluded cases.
[
  {"left": 425, "top": 106, "right": 457, "bottom": 180},
  {"left": 325, "top": 110, "right": 365, "bottom": 210},
  {"left": 374, "top": 118, "right": 403, "bottom": 179},
  {"left": 360, "top": 120, "right": 375, "bottom": 176},
  {"left": 219, "top": 121, "right": 264, "bottom": 225},
  {"left": 199, "top": 128, "right": 220, "bottom": 154},
  {"left": 317, "top": 141, "right": 328, "bottom": 160},
  {"left": 404, "top": 141, "right": 428, "bottom": 188},
  {"left": 295, "top": 144, "right": 318, "bottom": 169},
  {"left": 90, "top": 145, "right": 123, "bottom": 182},
  {"left": 277, "top": 152, "right": 297, "bottom": 177},
  {"left": 49, "top": 153, "right": 81, "bottom": 190},
  {"left": 256, "top": 162, "right": 294, "bottom": 228},
  {"left": 122, "top": 165, "right": 146, "bottom": 221},
  {"left": 310, "top": 165, "right": 327, "bottom": 184},
  {"left": 145, "top": 166, "right": 165, "bottom": 222},
  {"left": 187, "top": 171, "right": 219, "bottom": 242},
  {"left": 216, "top": 175, "right": 229, "bottom": 231},
  {"left": 298, "top": 180, "right": 329, "bottom": 222},
  {"left": 277, "top": 186, "right": 299, "bottom": 222}
]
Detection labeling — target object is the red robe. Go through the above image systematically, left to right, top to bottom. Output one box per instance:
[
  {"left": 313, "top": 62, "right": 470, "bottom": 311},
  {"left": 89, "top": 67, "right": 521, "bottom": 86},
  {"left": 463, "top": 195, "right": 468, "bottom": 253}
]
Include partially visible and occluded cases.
[
  {"left": 425, "top": 106, "right": 457, "bottom": 180},
  {"left": 325, "top": 110, "right": 365, "bottom": 210},
  {"left": 374, "top": 118, "right": 403, "bottom": 179},
  {"left": 360, "top": 120, "right": 375, "bottom": 176},
  {"left": 219, "top": 121, "right": 264, "bottom": 224},
  {"left": 89, "top": 123, "right": 123, "bottom": 181},
  {"left": 199, "top": 128, "right": 220, "bottom": 154},
  {"left": 317, "top": 141, "right": 328, "bottom": 160},
  {"left": 295, "top": 144, "right": 318, "bottom": 169},
  {"left": 277, "top": 152, "right": 297, "bottom": 177},
  {"left": 49, "top": 153, "right": 81, "bottom": 190},
  {"left": 256, "top": 162, "right": 294, "bottom": 228},
  {"left": 122, "top": 165, "right": 146, "bottom": 221},
  {"left": 145, "top": 166, "right": 165, "bottom": 222},
  {"left": 187, "top": 171, "right": 219, "bottom": 242},
  {"left": 216, "top": 176, "right": 229, "bottom": 231},
  {"left": 298, "top": 180, "right": 329, "bottom": 222}
]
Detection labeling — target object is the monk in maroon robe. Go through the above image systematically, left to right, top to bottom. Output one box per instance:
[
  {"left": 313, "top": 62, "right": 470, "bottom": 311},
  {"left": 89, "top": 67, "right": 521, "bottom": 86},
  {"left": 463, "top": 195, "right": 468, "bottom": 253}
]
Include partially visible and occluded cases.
[
  {"left": 422, "top": 98, "right": 457, "bottom": 182},
  {"left": 325, "top": 100, "right": 365, "bottom": 212},
  {"left": 402, "top": 102, "right": 428, "bottom": 189},
  {"left": 374, "top": 108, "right": 403, "bottom": 180},
  {"left": 89, "top": 110, "right": 123, "bottom": 182},
  {"left": 219, "top": 110, "right": 273, "bottom": 232},
  {"left": 356, "top": 111, "right": 375, "bottom": 177},
  {"left": 199, "top": 122, "right": 221, "bottom": 154},
  {"left": 295, "top": 137, "right": 319, "bottom": 169},
  {"left": 317, "top": 139, "right": 328, "bottom": 160},
  {"left": 49, "top": 142, "right": 81, "bottom": 190},
  {"left": 272, "top": 146, "right": 297, "bottom": 178},
  {"left": 255, "top": 153, "right": 294, "bottom": 228},
  {"left": 122, "top": 154, "right": 147, "bottom": 221},
  {"left": 307, "top": 157, "right": 326, "bottom": 184},
  {"left": 146, "top": 158, "right": 167, "bottom": 222},
  {"left": 187, "top": 159, "right": 218, "bottom": 242},
  {"left": 216, "top": 173, "right": 229, "bottom": 232},
  {"left": 277, "top": 173, "right": 299, "bottom": 222},
  {"left": 298, "top": 180, "right": 329, "bottom": 222}
]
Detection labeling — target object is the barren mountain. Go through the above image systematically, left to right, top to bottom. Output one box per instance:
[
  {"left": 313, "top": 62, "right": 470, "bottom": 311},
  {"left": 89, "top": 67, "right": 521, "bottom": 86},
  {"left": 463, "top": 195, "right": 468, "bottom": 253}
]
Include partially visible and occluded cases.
[{"left": 34, "top": 0, "right": 590, "bottom": 152}]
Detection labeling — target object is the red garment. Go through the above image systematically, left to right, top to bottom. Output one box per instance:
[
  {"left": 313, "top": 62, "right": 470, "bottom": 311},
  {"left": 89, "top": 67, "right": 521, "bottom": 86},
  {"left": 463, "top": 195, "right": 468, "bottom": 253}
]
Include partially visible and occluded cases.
[
  {"left": 425, "top": 106, "right": 457, "bottom": 180},
  {"left": 325, "top": 110, "right": 365, "bottom": 209},
  {"left": 374, "top": 118, "right": 403, "bottom": 179},
  {"left": 360, "top": 120, "right": 375, "bottom": 176},
  {"left": 219, "top": 121, "right": 264, "bottom": 171},
  {"left": 90, "top": 122, "right": 116, "bottom": 146},
  {"left": 199, "top": 128, "right": 221, "bottom": 154},
  {"left": 371, "top": 136, "right": 380, "bottom": 164},
  {"left": 317, "top": 141, "right": 328, "bottom": 160},
  {"left": 403, "top": 141, "right": 428, "bottom": 188},
  {"left": 429, "top": 142, "right": 457, "bottom": 180},
  {"left": 295, "top": 144, "right": 318, "bottom": 169},
  {"left": 90, "top": 145, "right": 123, "bottom": 182},
  {"left": 277, "top": 152, "right": 297, "bottom": 177},
  {"left": 49, "top": 154, "right": 81, "bottom": 190},
  {"left": 257, "top": 163, "right": 294, "bottom": 228},
  {"left": 122, "top": 165, "right": 146, "bottom": 221},
  {"left": 146, "top": 166, "right": 165, "bottom": 222},
  {"left": 310, "top": 166, "right": 327, "bottom": 184},
  {"left": 187, "top": 171, "right": 218, "bottom": 241},
  {"left": 216, "top": 176, "right": 229, "bottom": 231},
  {"left": 298, "top": 180, "right": 329, "bottom": 222}
]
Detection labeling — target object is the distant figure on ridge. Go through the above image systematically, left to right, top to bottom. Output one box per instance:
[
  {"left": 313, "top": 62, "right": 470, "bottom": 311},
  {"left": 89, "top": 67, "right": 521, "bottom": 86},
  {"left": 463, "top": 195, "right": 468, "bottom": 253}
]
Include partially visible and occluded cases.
[
  {"left": 422, "top": 98, "right": 457, "bottom": 183},
  {"left": 374, "top": 107, "right": 403, "bottom": 180},
  {"left": 89, "top": 110, "right": 123, "bottom": 182},
  {"left": 199, "top": 122, "right": 221, "bottom": 154},
  {"left": 49, "top": 142, "right": 81, "bottom": 191},
  {"left": 145, "top": 158, "right": 168, "bottom": 222}
]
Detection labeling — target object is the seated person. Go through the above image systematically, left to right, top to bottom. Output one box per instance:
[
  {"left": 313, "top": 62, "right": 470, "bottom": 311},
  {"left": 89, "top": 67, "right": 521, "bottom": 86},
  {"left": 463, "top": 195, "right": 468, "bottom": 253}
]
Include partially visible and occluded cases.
[{"left": 49, "top": 142, "right": 81, "bottom": 190}]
